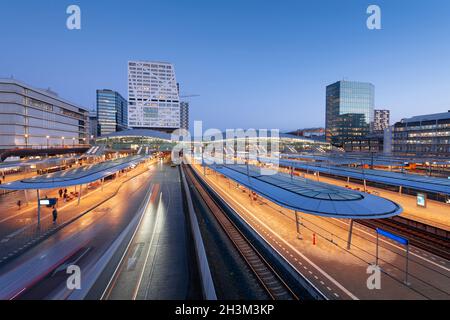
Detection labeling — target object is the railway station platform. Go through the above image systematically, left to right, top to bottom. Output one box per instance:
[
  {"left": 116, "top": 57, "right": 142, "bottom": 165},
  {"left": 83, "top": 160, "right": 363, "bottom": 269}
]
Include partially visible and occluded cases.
[{"left": 190, "top": 162, "right": 450, "bottom": 300}]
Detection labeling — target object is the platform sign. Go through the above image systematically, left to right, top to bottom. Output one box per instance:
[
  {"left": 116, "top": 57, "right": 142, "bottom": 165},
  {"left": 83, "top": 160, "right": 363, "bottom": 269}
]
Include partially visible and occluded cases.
[
  {"left": 417, "top": 193, "right": 426, "bottom": 208},
  {"left": 39, "top": 198, "right": 58, "bottom": 206},
  {"left": 375, "top": 228, "right": 410, "bottom": 285},
  {"left": 376, "top": 228, "right": 408, "bottom": 246}
]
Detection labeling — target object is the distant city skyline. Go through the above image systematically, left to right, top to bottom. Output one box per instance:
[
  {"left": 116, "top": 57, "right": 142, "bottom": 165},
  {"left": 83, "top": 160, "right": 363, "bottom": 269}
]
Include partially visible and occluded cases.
[{"left": 1, "top": 0, "right": 450, "bottom": 132}]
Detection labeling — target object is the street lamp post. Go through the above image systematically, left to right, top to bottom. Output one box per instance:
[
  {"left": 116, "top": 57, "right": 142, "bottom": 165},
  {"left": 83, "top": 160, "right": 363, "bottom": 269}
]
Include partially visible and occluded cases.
[
  {"left": 24, "top": 134, "right": 29, "bottom": 148},
  {"left": 46, "top": 135, "right": 50, "bottom": 148},
  {"left": 61, "top": 136, "right": 65, "bottom": 147},
  {"left": 72, "top": 137, "right": 76, "bottom": 146}
]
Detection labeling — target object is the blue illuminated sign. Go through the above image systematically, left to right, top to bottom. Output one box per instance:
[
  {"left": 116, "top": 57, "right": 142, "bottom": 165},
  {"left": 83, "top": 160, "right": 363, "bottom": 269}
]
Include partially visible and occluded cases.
[{"left": 376, "top": 228, "right": 408, "bottom": 246}]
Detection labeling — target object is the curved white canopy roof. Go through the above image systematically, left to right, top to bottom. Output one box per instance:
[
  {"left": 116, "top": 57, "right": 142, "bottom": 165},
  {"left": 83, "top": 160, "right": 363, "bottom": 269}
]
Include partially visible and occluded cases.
[
  {"left": 0, "top": 155, "right": 149, "bottom": 190},
  {"left": 208, "top": 164, "right": 402, "bottom": 219}
]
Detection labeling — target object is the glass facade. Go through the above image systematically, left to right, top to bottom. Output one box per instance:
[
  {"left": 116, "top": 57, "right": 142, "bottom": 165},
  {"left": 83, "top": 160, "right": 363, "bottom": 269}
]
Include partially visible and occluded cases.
[
  {"left": 326, "top": 81, "right": 374, "bottom": 146},
  {"left": 96, "top": 90, "right": 128, "bottom": 137}
]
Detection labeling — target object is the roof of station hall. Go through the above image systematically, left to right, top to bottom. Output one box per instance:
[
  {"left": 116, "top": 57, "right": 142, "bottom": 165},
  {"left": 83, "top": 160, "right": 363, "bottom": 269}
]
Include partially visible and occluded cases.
[
  {"left": 98, "top": 129, "right": 172, "bottom": 141},
  {"left": 100, "top": 129, "right": 330, "bottom": 144},
  {"left": 201, "top": 130, "right": 329, "bottom": 143},
  {"left": 0, "top": 155, "right": 149, "bottom": 190},
  {"left": 206, "top": 163, "right": 402, "bottom": 219}
]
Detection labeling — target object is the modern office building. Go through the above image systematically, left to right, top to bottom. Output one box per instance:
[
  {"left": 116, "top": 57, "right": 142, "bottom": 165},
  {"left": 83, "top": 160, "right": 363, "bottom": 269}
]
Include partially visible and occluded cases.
[
  {"left": 127, "top": 61, "right": 180, "bottom": 132},
  {"left": 0, "top": 78, "right": 89, "bottom": 149},
  {"left": 325, "top": 80, "right": 375, "bottom": 147},
  {"left": 96, "top": 89, "right": 128, "bottom": 137},
  {"left": 180, "top": 101, "right": 189, "bottom": 131},
  {"left": 373, "top": 109, "right": 390, "bottom": 133},
  {"left": 89, "top": 111, "right": 99, "bottom": 140},
  {"left": 392, "top": 111, "right": 450, "bottom": 157},
  {"left": 287, "top": 128, "right": 325, "bottom": 140},
  {"left": 343, "top": 134, "right": 384, "bottom": 153}
]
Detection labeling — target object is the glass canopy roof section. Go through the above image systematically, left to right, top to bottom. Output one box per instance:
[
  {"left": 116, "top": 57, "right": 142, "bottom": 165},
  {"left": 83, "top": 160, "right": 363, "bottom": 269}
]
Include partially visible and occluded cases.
[
  {"left": 0, "top": 155, "right": 149, "bottom": 190},
  {"left": 267, "top": 157, "right": 450, "bottom": 196},
  {"left": 207, "top": 163, "right": 402, "bottom": 219},
  {"left": 228, "top": 165, "right": 363, "bottom": 201}
]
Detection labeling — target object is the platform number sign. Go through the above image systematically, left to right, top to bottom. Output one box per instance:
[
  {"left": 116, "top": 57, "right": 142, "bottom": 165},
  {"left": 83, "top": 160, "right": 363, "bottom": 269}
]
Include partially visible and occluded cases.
[{"left": 417, "top": 193, "right": 426, "bottom": 208}]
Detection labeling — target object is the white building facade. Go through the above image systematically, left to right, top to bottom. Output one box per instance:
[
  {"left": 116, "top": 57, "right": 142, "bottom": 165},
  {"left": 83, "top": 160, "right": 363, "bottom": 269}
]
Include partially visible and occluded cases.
[
  {"left": 128, "top": 61, "right": 180, "bottom": 132},
  {"left": 0, "top": 79, "right": 89, "bottom": 149},
  {"left": 373, "top": 109, "right": 390, "bottom": 133}
]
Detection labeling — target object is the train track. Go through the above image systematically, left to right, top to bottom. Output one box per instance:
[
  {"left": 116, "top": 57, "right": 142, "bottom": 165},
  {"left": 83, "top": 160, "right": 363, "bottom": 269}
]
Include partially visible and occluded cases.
[
  {"left": 183, "top": 164, "right": 299, "bottom": 300},
  {"left": 356, "top": 218, "right": 450, "bottom": 261}
]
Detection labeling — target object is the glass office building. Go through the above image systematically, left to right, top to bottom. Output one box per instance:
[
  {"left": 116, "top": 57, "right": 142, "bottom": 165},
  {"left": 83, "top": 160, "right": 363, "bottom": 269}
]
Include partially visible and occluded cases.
[
  {"left": 326, "top": 81, "right": 374, "bottom": 146},
  {"left": 96, "top": 89, "right": 128, "bottom": 137}
]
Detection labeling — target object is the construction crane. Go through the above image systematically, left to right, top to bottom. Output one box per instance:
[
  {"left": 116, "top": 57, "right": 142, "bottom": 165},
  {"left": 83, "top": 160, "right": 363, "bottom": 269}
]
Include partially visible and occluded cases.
[{"left": 180, "top": 94, "right": 200, "bottom": 99}]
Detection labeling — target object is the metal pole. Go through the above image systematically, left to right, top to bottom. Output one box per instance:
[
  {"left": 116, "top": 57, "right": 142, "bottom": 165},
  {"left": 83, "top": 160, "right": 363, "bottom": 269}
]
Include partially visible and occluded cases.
[
  {"left": 201, "top": 146, "right": 205, "bottom": 176},
  {"left": 246, "top": 160, "right": 250, "bottom": 181},
  {"left": 78, "top": 185, "right": 82, "bottom": 205},
  {"left": 24, "top": 189, "right": 29, "bottom": 206},
  {"left": 37, "top": 189, "right": 41, "bottom": 225},
  {"left": 295, "top": 211, "right": 302, "bottom": 239},
  {"left": 347, "top": 219, "right": 354, "bottom": 250},
  {"left": 376, "top": 232, "right": 379, "bottom": 266},
  {"left": 405, "top": 243, "right": 410, "bottom": 285}
]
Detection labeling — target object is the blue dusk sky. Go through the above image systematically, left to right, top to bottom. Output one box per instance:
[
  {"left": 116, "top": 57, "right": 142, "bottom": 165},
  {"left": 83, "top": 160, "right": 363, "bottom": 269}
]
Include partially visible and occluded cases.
[{"left": 1, "top": 0, "right": 449, "bottom": 132}]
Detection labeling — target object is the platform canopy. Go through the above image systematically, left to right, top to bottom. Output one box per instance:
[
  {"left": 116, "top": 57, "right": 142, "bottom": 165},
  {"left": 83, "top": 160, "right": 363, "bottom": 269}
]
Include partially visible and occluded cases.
[
  {"left": 0, "top": 155, "right": 149, "bottom": 190},
  {"left": 263, "top": 157, "right": 450, "bottom": 196},
  {"left": 207, "top": 163, "right": 402, "bottom": 219}
]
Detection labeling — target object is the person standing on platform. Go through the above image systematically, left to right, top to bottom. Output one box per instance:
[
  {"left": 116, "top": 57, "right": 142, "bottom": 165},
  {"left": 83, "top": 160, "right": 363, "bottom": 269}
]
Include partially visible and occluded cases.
[{"left": 52, "top": 206, "right": 58, "bottom": 224}]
